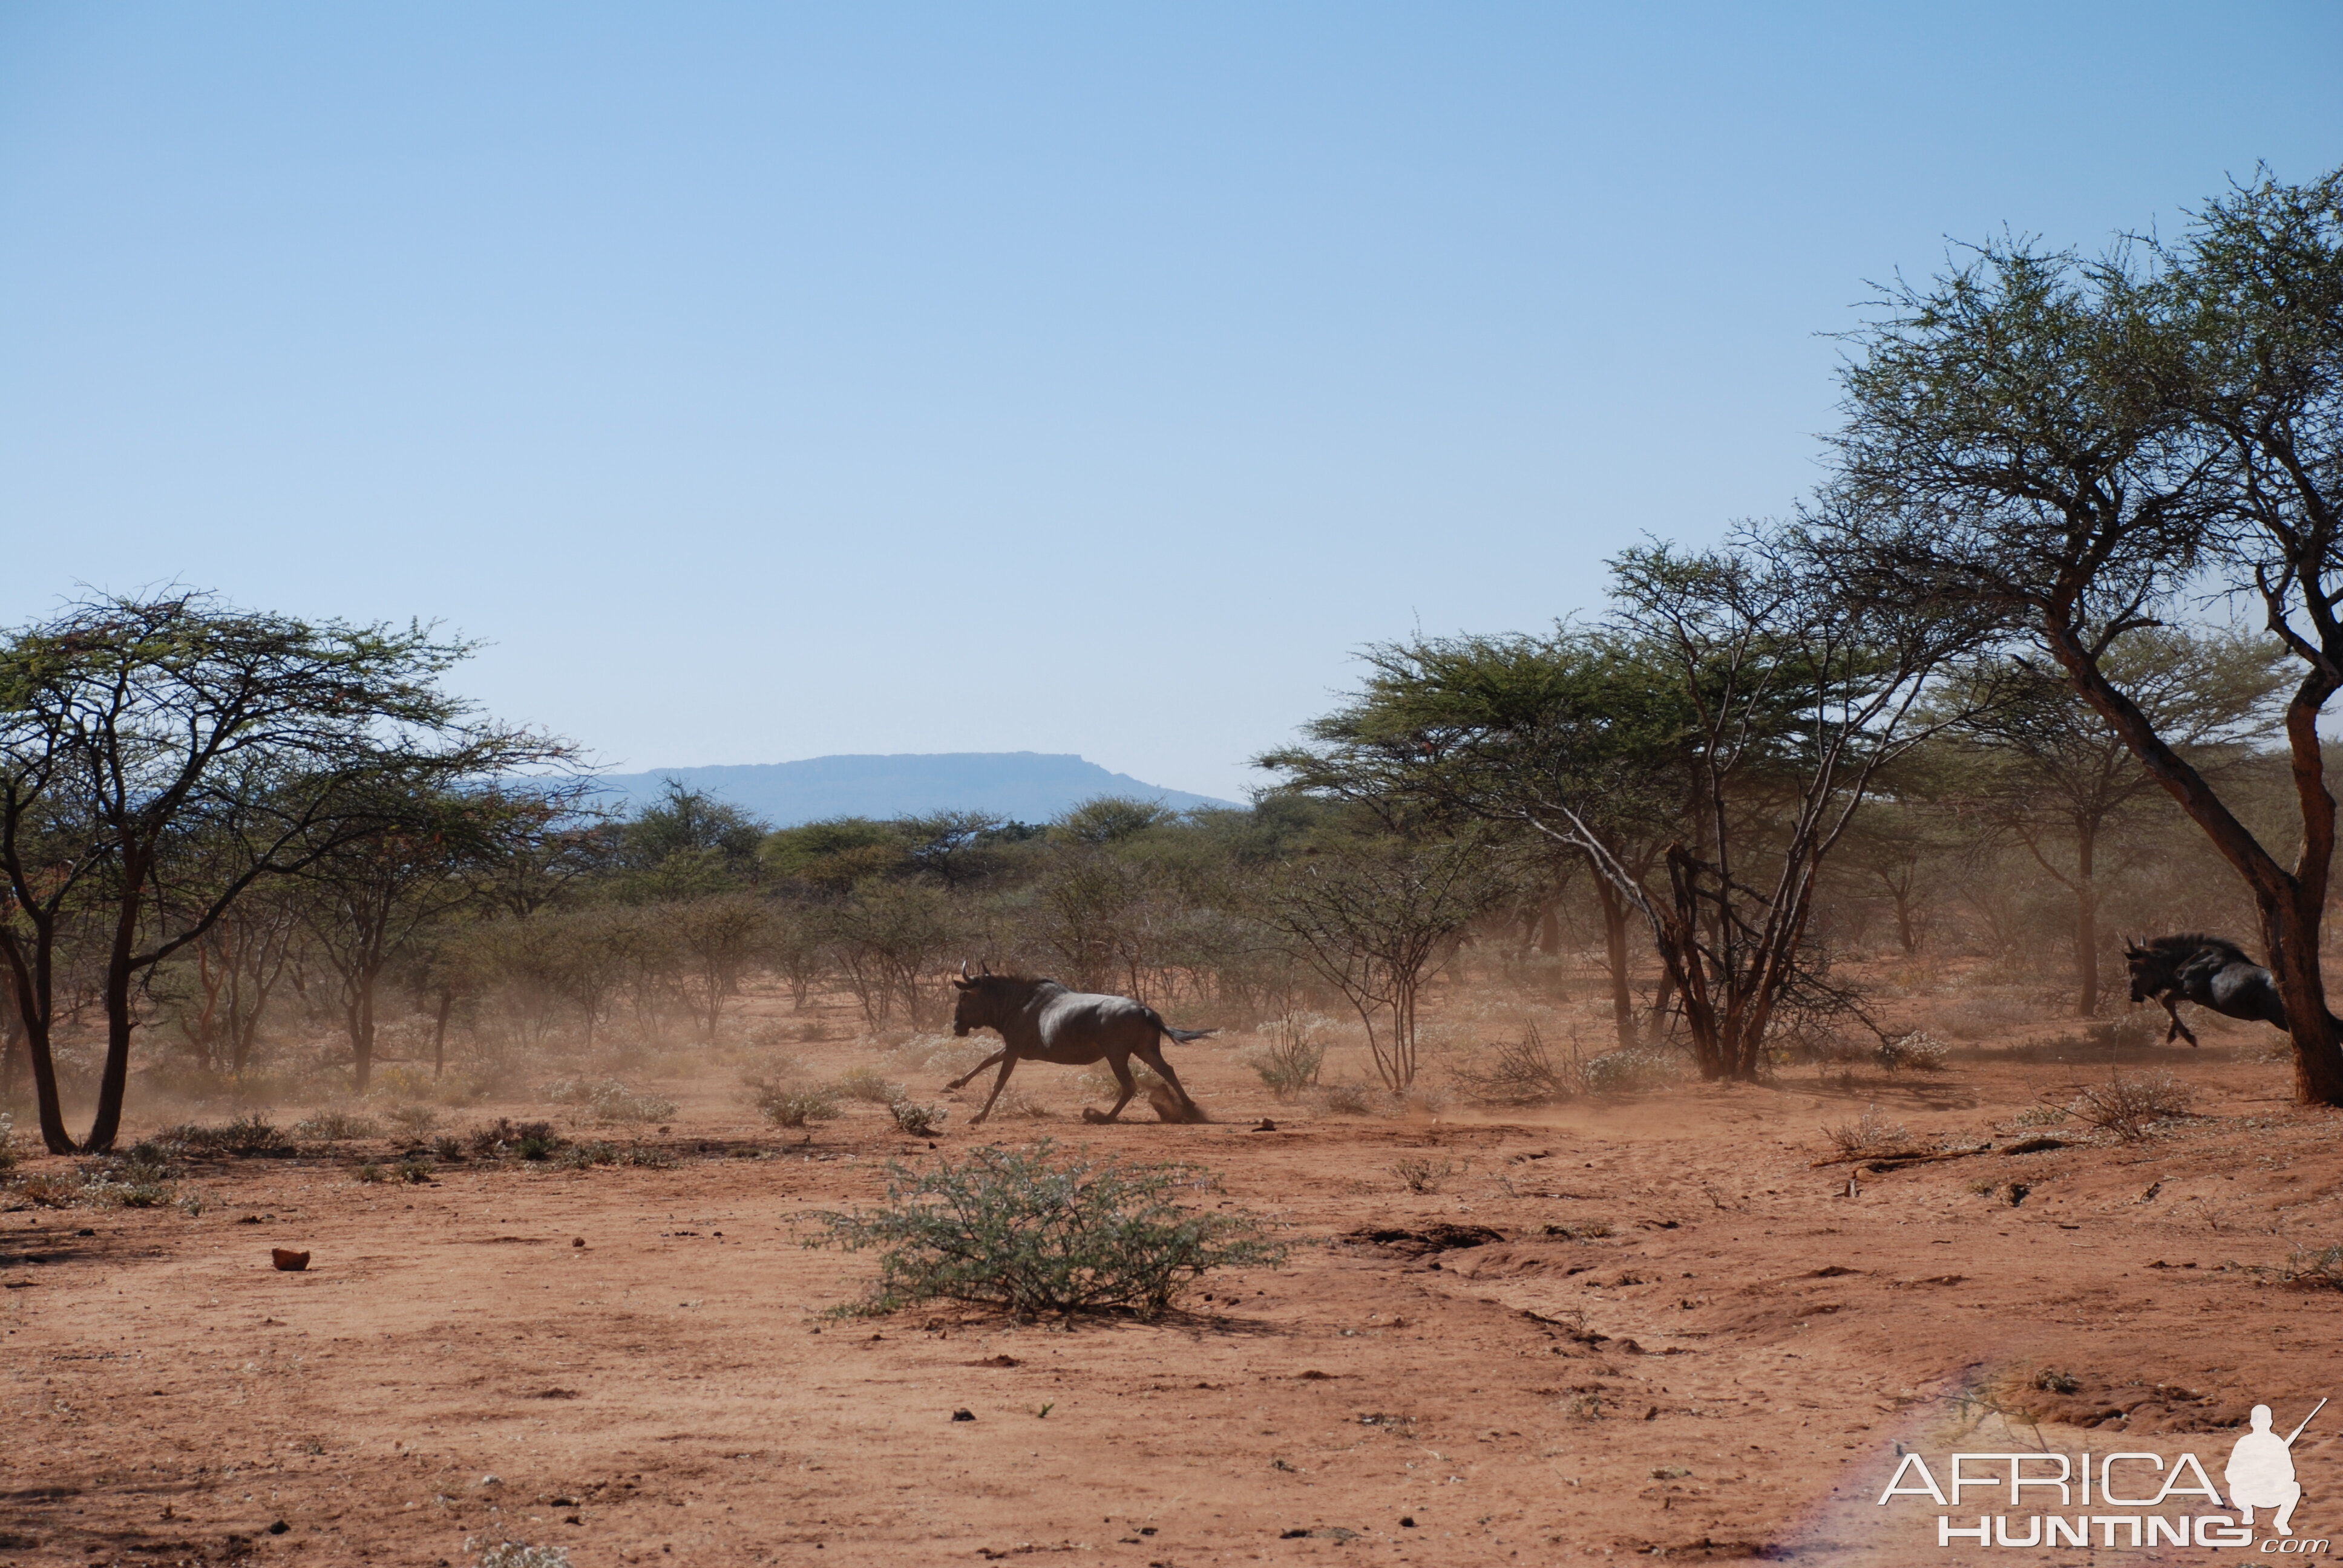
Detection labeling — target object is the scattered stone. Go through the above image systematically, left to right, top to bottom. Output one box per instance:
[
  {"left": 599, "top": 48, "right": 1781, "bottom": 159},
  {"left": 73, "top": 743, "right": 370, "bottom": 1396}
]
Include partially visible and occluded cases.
[
  {"left": 1253, "top": 1119, "right": 1277, "bottom": 1132},
  {"left": 270, "top": 1249, "right": 310, "bottom": 1272},
  {"left": 951, "top": 1408, "right": 975, "bottom": 1422},
  {"left": 267, "top": 1520, "right": 289, "bottom": 1535}
]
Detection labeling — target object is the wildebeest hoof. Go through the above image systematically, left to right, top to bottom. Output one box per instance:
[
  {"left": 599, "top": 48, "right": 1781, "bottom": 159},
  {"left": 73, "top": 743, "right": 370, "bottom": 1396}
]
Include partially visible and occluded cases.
[{"left": 1081, "top": 1108, "right": 1117, "bottom": 1124}]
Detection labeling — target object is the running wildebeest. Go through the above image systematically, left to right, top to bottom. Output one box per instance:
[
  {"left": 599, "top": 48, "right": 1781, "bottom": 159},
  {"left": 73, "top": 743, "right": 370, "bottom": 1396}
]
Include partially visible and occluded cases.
[
  {"left": 2125, "top": 933, "right": 2289, "bottom": 1045},
  {"left": 943, "top": 963, "right": 1216, "bottom": 1125}
]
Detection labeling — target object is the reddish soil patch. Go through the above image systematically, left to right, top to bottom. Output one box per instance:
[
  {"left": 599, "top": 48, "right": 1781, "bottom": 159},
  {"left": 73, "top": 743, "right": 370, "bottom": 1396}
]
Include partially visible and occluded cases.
[{"left": 7, "top": 1037, "right": 2342, "bottom": 1565}]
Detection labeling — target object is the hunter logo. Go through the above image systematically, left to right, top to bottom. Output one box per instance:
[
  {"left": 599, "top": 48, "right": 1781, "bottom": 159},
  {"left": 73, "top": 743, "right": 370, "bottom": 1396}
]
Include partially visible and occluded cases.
[{"left": 1875, "top": 1397, "right": 2326, "bottom": 1550}]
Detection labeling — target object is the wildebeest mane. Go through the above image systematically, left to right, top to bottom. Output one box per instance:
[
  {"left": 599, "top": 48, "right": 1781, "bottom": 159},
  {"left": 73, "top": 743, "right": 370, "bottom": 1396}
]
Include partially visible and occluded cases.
[{"left": 2136, "top": 932, "right": 2251, "bottom": 962}]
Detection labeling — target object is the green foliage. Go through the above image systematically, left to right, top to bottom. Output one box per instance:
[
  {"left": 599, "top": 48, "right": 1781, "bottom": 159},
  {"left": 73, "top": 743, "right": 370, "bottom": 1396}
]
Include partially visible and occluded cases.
[
  {"left": 621, "top": 779, "right": 768, "bottom": 883},
  {"left": 1054, "top": 795, "right": 1178, "bottom": 845},
  {"left": 761, "top": 817, "right": 906, "bottom": 889},
  {"left": 1240, "top": 1014, "right": 1329, "bottom": 1099},
  {"left": 834, "top": 1065, "right": 906, "bottom": 1104},
  {"left": 542, "top": 1077, "right": 678, "bottom": 1124},
  {"left": 752, "top": 1077, "right": 840, "bottom": 1129},
  {"left": 888, "top": 1100, "right": 948, "bottom": 1137},
  {"left": 295, "top": 1110, "right": 379, "bottom": 1142},
  {"left": 164, "top": 1113, "right": 292, "bottom": 1158},
  {"left": 806, "top": 1140, "right": 1288, "bottom": 1320}
]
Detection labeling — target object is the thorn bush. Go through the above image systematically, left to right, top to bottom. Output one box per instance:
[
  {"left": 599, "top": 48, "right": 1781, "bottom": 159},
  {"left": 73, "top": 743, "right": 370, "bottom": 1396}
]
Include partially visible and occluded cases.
[{"left": 806, "top": 1140, "right": 1288, "bottom": 1320}]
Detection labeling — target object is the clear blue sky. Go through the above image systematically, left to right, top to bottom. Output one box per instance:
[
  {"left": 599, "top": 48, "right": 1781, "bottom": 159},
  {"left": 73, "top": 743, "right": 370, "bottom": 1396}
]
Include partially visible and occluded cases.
[{"left": 3, "top": 4, "right": 2336, "bottom": 802}]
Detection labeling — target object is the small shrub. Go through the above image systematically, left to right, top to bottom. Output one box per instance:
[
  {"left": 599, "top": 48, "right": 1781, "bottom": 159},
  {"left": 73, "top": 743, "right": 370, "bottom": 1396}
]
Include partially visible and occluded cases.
[
  {"left": 1241, "top": 1014, "right": 1329, "bottom": 1099},
  {"left": 1452, "top": 1021, "right": 1575, "bottom": 1105},
  {"left": 1877, "top": 1031, "right": 1949, "bottom": 1073},
  {"left": 888, "top": 1034, "right": 988, "bottom": 1077},
  {"left": 1581, "top": 1045, "right": 1683, "bottom": 1094},
  {"left": 836, "top": 1065, "right": 908, "bottom": 1105},
  {"left": 2068, "top": 1071, "right": 2194, "bottom": 1142},
  {"left": 543, "top": 1077, "right": 677, "bottom": 1125},
  {"left": 754, "top": 1081, "right": 841, "bottom": 1130},
  {"left": 1316, "top": 1081, "right": 1377, "bottom": 1116},
  {"left": 998, "top": 1089, "right": 1054, "bottom": 1120},
  {"left": 888, "top": 1101, "right": 948, "bottom": 1137},
  {"left": 2011, "top": 1103, "right": 2069, "bottom": 1128},
  {"left": 386, "top": 1105, "right": 440, "bottom": 1138},
  {"left": 1824, "top": 1105, "right": 1913, "bottom": 1157},
  {"left": 295, "top": 1109, "right": 379, "bottom": 1142},
  {"left": 0, "top": 1112, "right": 16, "bottom": 1175},
  {"left": 168, "top": 1113, "right": 290, "bottom": 1158},
  {"left": 510, "top": 1122, "right": 563, "bottom": 1161},
  {"left": 432, "top": 1134, "right": 465, "bottom": 1162},
  {"left": 806, "top": 1140, "right": 1288, "bottom": 1320},
  {"left": 553, "top": 1142, "right": 619, "bottom": 1169},
  {"left": 621, "top": 1145, "right": 678, "bottom": 1169},
  {"left": 77, "top": 1157, "right": 177, "bottom": 1209},
  {"left": 1391, "top": 1157, "right": 1455, "bottom": 1194},
  {"left": 399, "top": 1158, "right": 435, "bottom": 1184},
  {"left": 355, "top": 1163, "right": 388, "bottom": 1184},
  {"left": 13, "top": 1172, "right": 78, "bottom": 1207},
  {"left": 1542, "top": 1219, "right": 1613, "bottom": 1240},
  {"left": 2280, "top": 1244, "right": 2343, "bottom": 1291},
  {"left": 2032, "top": 1367, "right": 2081, "bottom": 1394},
  {"left": 470, "top": 1538, "right": 572, "bottom": 1568}
]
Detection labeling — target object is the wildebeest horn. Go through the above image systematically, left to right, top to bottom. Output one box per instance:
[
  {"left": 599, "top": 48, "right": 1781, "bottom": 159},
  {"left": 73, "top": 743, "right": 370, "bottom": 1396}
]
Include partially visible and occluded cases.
[
  {"left": 960, "top": 959, "right": 973, "bottom": 979},
  {"left": 981, "top": 961, "right": 993, "bottom": 976}
]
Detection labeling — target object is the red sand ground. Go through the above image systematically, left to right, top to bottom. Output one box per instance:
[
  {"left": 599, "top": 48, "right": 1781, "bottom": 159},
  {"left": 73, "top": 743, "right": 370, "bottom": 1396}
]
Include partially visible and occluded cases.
[{"left": 7, "top": 1020, "right": 2342, "bottom": 1566}]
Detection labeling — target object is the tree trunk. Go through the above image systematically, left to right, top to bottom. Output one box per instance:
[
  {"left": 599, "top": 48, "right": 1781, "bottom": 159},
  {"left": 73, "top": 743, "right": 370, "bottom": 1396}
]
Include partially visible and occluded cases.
[
  {"left": 2044, "top": 622, "right": 2343, "bottom": 1103},
  {"left": 2074, "top": 821, "right": 2099, "bottom": 1018},
  {"left": 1591, "top": 874, "right": 1637, "bottom": 1050},
  {"left": 2269, "top": 885, "right": 2343, "bottom": 1105},
  {"left": 88, "top": 889, "right": 143, "bottom": 1153},
  {"left": 1536, "top": 900, "right": 1561, "bottom": 957},
  {"left": 0, "top": 932, "right": 74, "bottom": 1154},
  {"left": 348, "top": 970, "right": 378, "bottom": 1096},
  {"left": 431, "top": 987, "right": 454, "bottom": 1077}
]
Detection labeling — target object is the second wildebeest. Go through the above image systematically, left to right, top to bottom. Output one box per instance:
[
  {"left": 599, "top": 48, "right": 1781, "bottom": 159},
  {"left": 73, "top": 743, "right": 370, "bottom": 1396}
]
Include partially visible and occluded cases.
[
  {"left": 2125, "top": 933, "right": 2289, "bottom": 1045},
  {"left": 944, "top": 964, "right": 1216, "bottom": 1125}
]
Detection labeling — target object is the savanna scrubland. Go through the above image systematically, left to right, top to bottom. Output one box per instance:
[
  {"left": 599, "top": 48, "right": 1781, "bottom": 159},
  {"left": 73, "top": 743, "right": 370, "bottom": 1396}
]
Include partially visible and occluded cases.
[{"left": 7, "top": 171, "right": 2343, "bottom": 1567}]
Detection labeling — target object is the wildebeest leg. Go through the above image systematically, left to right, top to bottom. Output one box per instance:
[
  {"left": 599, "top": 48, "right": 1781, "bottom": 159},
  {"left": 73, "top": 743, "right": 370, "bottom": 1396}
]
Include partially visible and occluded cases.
[
  {"left": 2161, "top": 996, "right": 2199, "bottom": 1047},
  {"left": 1136, "top": 1044, "right": 1201, "bottom": 1118},
  {"left": 945, "top": 1050, "right": 1008, "bottom": 1092},
  {"left": 968, "top": 1054, "right": 1021, "bottom": 1125},
  {"left": 1082, "top": 1054, "right": 1138, "bottom": 1123}
]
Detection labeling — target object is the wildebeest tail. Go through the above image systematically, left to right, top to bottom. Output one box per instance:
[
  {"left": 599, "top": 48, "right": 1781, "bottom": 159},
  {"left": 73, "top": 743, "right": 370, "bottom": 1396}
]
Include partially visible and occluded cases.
[{"left": 1162, "top": 1025, "right": 1217, "bottom": 1044}]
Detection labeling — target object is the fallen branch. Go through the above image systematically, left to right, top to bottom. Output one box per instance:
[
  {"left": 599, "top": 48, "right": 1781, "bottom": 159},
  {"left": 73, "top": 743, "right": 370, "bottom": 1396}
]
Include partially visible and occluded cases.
[{"left": 1811, "top": 1144, "right": 1996, "bottom": 1171}]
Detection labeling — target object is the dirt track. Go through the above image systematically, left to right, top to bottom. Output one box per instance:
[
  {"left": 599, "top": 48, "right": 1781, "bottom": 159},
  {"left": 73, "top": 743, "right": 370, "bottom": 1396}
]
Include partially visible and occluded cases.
[{"left": 7, "top": 1034, "right": 2343, "bottom": 1566}]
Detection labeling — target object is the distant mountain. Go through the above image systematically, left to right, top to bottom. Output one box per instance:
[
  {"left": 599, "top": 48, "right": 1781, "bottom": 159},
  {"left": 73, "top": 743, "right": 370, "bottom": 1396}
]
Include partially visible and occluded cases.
[{"left": 589, "top": 753, "right": 1239, "bottom": 827}]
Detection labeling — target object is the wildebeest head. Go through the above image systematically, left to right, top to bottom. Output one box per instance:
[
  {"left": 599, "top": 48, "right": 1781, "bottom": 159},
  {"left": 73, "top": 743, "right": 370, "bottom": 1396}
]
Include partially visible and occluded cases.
[
  {"left": 2125, "top": 937, "right": 2177, "bottom": 1002},
  {"left": 949, "top": 959, "right": 1001, "bottom": 1037}
]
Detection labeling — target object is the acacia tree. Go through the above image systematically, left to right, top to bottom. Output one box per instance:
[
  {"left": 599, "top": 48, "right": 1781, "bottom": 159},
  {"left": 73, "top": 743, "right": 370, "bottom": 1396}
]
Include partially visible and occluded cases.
[
  {"left": 1826, "top": 168, "right": 2343, "bottom": 1102},
  {"left": 1274, "top": 528, "right": 1983, "bottom": 1080},
  {"left": 0, "top": 592, "right": 565, "bottom": 1151},
  {"left": 1948, "top": 629, "right": 2285, "bottom": 1014},
  {"left": 1262, "top": 630, "right": 1689, "bottom": 1050},
  {"left": 296, "top": 783, "right": 580, "bottom": 1092},
  {"left": 1262, "top": 837, "right": 1498, "bottom": 1090}
]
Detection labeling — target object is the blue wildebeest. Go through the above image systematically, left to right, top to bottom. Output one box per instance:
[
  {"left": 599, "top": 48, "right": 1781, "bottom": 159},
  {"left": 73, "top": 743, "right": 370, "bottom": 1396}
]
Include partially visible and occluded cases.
[
  {"left": 2125, "top": 934, "right": 2289, "bottom": 1045},
  {"left": 945, "top": 964, "right": 1216, "bottom": 1125}
]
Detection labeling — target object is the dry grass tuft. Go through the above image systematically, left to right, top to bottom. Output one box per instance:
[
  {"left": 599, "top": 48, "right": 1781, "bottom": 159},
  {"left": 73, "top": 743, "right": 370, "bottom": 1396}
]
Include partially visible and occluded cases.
[
  {"left": 2066, "top": 1071, "right": 2194, "bottom": 1141},
  {"left": 1823, "top": 1105, "right": 1912, "bottom": 1157}
]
